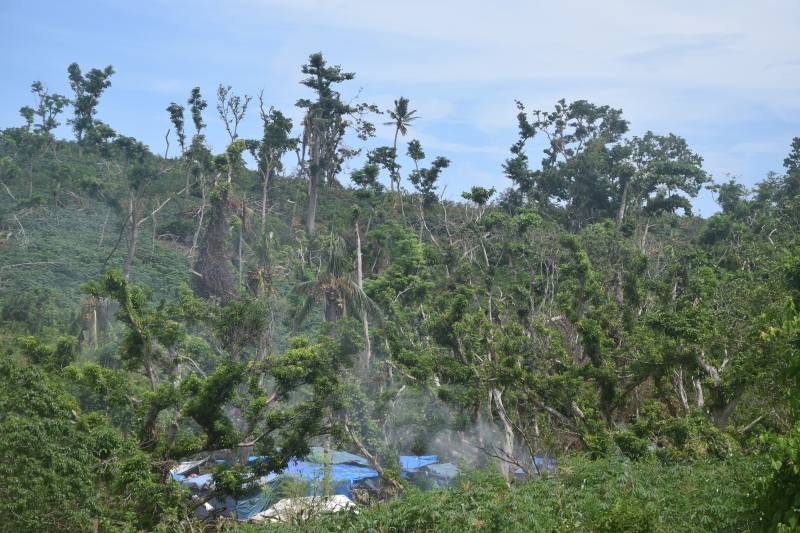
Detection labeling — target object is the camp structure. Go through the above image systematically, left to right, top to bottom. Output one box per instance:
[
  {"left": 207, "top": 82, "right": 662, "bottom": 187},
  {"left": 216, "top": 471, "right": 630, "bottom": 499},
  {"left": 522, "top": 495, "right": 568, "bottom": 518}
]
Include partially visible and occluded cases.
[
  {"left": 179, "top": 448, "right": 379, "bottom": 522},
  {"left": 398, "top": 455, "right": 460, "bottom": 488},
  {"left": 169, "top": 457, "right": 209, "bottom": 480},
  {"left": 421, "top": 462, "right": 460, "bottom": 487},
  {"left": 180, "top": 473, "right": 240, "bottom": 519}
]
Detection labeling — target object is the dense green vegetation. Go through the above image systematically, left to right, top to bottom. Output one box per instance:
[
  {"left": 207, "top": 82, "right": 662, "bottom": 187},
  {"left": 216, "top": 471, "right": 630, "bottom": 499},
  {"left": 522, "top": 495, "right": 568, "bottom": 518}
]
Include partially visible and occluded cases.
[
  {"left": 1, "top": 55, "right": 800, "bottom": 532},
  {"left": 228, "top": 457, "right": 761, "bottom": 532}
]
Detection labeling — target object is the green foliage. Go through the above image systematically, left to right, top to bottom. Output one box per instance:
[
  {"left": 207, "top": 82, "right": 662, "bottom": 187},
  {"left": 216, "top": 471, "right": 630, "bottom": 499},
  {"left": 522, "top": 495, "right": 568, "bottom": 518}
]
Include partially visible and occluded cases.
[
  {"left": 3, "top": 59, "right": 800, "bottom": 532},
  {"left": 0, "top": 356, "right": 98, "bottom": 532},
  {"left": 226, "top": 457, "right": 758, "bottom": 532}
]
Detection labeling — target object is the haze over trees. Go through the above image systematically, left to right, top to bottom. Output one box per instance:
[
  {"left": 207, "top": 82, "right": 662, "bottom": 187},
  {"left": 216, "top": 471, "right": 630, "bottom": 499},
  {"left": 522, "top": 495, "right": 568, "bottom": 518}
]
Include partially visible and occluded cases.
[{"left": 1, "top": 53, "right": 800, "bottom": 532}]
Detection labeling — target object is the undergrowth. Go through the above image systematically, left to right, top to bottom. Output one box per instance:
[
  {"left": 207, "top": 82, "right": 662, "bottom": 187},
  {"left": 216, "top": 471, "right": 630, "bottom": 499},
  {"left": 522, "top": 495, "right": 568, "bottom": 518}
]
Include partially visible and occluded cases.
[{"left": 223, "top": 455, "right": 761, "bottom": 532}]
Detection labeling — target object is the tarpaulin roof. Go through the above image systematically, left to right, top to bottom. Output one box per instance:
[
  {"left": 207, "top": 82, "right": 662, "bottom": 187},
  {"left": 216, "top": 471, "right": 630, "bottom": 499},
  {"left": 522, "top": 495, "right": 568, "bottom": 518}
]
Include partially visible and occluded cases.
[
  {"left": 306, "top": 447, "right": 370, "bottom": 466},
  {"left": 248, "top": 449, "right": 370, "bottom": 467},
  {"left": 181, "top": 450, "right": 378, "bottom": 521},
  {"left": 399, "top": 455, "right": 438, "bottom": 470},
  {"left": 170, "top": 457, "right": 208, "bottom": 476},
  {"left": 425, "top": 463, "right": 459, "bottom": 479},
  {"left": 180, "top": 473, "right": 214, "bottom": 491}
]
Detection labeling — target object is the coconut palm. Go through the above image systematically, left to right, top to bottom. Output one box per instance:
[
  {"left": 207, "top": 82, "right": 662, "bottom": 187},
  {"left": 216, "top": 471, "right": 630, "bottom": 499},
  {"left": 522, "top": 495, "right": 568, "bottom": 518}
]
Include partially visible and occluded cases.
[
  {"left": 383, "top": 97, "right": 419, "bottom": 191},
  {"left": 245, "top": 222, "right": 277, "bottom": 298},
  {"left": 290, "top": 234, "right": 383, "bottom": 332}
]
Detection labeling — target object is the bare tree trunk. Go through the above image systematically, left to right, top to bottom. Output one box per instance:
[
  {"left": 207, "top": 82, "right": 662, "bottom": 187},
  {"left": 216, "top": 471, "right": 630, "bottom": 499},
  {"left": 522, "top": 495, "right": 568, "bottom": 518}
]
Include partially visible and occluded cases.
[
  {"left": 306, "top": 134, "right": 320, "bottom": 235},
  {"left": 261, "top": 163, "right": 273, "bottom": 223},
  {"left": 189, "top": 177, "right": 207, "bottom": 269},
  {"left": 307, "top": 177, "right": 317, "bottom": 234},
  {"left": 616, "top": 180, "right": 629, "bottom": 227},
  {"left": 418, "top": 199, "right": 424, "bottom": 244},
  {"left": 123, "top": 200, "right": 139, "bottom": 277},
  {"left": 150, "top": 205, "right": 157, "bottom": 263},
  {"left": 99, "top": 206, "right": 110, "bottom": 245},
  {"left": 238, "top": 219, "right": 244, "bottom": 288},
  {"left": 355, "top": 221, "right": 371, "bottom": 370},
  {"left": 166, "top": 350, "right": 183, "bottom": 447},
  {"left": 695, "top": 351, "right": 742, "bottom": 431},
  {"left": 671, "top": 367, "right": 690, "bottom": 417},
  {"left": 694, "top": 378, "right": 704, "bottom": 409},
  {"left": 491, "top": 387, "right": 516, "bottom": 480},
  {"left": 711, "top": 388, "right": 744, "bottom": 431},
  {"left": 323, "top": 407, "right": 332, "bottom": 497},
  {"left": 344, "top": 413, "right": 403, "bottom": 493},
  {"left": 92, "top": 473, "right": 102, "bottom": 533}
]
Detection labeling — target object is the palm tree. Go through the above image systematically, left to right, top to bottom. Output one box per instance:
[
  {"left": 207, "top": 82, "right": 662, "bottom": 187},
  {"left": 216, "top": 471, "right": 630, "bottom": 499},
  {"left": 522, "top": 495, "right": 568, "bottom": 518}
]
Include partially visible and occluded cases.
[
  {"left": 383, "top": 97, "right": 419, "bottom": 191},
  {"left": 245, "top": 222, "right": 276, "bottom": 298},
  {"left": 290, "top": 235, "right": 383, "bottom": 332}
]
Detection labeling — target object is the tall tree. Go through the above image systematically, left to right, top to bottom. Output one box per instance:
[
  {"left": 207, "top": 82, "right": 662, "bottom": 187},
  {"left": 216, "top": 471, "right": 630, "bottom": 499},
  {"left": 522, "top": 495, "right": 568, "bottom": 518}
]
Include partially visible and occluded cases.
[
  {"left": 296, "top": 52, "right": 376, "bottom": 234},
  {"left": 66, "top": 63, "right": 115, "bottom": 157},
  {"left": 19, "top": 81, "right": 70, "bottom": 158},
  {"left": 247, "top": 92, "right": 297, "bottom": 222},
  {"left": 383, "top": 96, "right": 419, "bottom": 191},
  {"left": 504, "top": 99, "right": 629, "bottom": 227},
  {"left": 621, "top": 132, "right": 707, "bottom": 236},
  {"left": 98, "top": 136, "right": 177, "bottom": 276},
  {"left": 407, "top": 140, "right": 450, "bottom": 243},
  {"left": 290, "top": 234, "right": 383, "bottom": 329}
]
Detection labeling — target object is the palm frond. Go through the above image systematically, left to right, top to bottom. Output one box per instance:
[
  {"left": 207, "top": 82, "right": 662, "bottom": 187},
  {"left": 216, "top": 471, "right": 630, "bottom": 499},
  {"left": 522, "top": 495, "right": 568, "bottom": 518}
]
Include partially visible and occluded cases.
[
  {"left": 345, "top": 279, "right": 385, "bottom": 327},
  {"left": 289, "top": 280, "right": 321, "bottom": 331}
]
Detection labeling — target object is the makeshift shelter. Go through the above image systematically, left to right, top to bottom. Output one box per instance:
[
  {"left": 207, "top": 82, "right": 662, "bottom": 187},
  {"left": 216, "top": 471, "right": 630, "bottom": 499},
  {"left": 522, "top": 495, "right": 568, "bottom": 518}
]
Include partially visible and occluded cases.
[
  {"left": 306, "top": 447, "right": 370, "bottom": 466},
  {"left": 182, "top": 449, "right": 378, "bottom": 521},
  {"left": 399, "top": 455, "right": 438, "bottom": 471},
  {"left": 170, "top": 457, "right": 209, "bottom": 479},
  {"left": 278, "top": 460, "right": 380, "bottom": 499},
  {"left": 422, "top": 462, "right": 460, "bottom": 487},
  {"left": 180, "top": 474, "right": 237, "bottom": 519}
]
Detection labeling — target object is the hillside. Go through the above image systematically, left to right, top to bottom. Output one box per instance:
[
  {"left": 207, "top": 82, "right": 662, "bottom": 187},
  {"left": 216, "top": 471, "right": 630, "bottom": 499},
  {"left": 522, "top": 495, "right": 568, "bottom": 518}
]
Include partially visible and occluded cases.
[{"left": 1, "top": 56, "right": 800, "bottom": 532}]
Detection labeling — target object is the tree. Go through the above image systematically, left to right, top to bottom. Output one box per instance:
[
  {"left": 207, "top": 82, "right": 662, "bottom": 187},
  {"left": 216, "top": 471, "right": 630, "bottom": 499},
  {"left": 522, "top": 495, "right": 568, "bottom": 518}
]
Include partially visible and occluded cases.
[
  {"left": 296, "top": 52, "right": 376, "bottom": 234},
  {"left": 66, "top": 63, "right": 115, "bottom": 157},
  {"left": 19, "top": 80, "right": 70, "bottom": 158},
  {"left": 185, "top": 86, "right": 209, "bottom": 199},
  {"left": 247, "top": 92, "right": 297, "bottom": 222},
  {"left": 383, "top": 96, "right": 419, "bottom": 191},
  {"left": 504, "top": 99, "right": 630, "bottom": 227},
  {"left": 3, "top": 112, "right": 46, "bottom": 197},
  {"left": 622, "top": 132, "right": 707, "bottom": 246},
  {"left": 98, "top": 136, "right": 177, "bottom": 276},
  {"left": 780, "top": 137, "right": 800, "bottom": 201},
  {"left": 407, "top": 140, "right": 450, "bottom": 243},
  {"left": 290, "top": 234, "right": 383, "bottom": 329},
  {"left": 77, "top": 270, "right": 342, "bottom": 522}
]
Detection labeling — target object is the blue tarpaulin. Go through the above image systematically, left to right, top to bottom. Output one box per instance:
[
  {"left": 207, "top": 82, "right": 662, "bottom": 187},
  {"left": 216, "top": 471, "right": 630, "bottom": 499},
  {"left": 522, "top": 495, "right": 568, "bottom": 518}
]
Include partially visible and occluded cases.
[
  {"left": 307, "top": 447, "right": 370, "bottom": 466},
  {"left": 247, "top": 448, "right": 370, "bottom": 468},
  {"left": 183, "top": 450, "right": 378, "bottom": 521},
  {"left": 399, "top": 455, "right": 438, "bottom": 470},
  {"left": 514, "top": 457, "right": 557, "bottom": 475},
  {"left": 279, "top": 460, "right": 380, "bottom": 499},
  {"left": 425, "top": 463, "right": 459, "bottom": 479}
]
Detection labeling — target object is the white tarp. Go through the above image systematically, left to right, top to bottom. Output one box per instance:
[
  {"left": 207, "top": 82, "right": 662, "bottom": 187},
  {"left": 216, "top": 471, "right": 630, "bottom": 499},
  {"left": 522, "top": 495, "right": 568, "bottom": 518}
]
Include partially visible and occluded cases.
[
  {"left": 170, "top": 457, "right": 208, "bottom": 476},
  {"left": 250, "top": 495, "right": 357, "bottom": 523}
]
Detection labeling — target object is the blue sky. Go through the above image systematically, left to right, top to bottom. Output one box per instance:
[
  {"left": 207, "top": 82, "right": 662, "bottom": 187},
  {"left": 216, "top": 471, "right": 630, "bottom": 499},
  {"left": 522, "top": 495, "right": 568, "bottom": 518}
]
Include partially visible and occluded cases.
[{"left": 2, "top": 0, "right": 799, "bottom": 215}]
